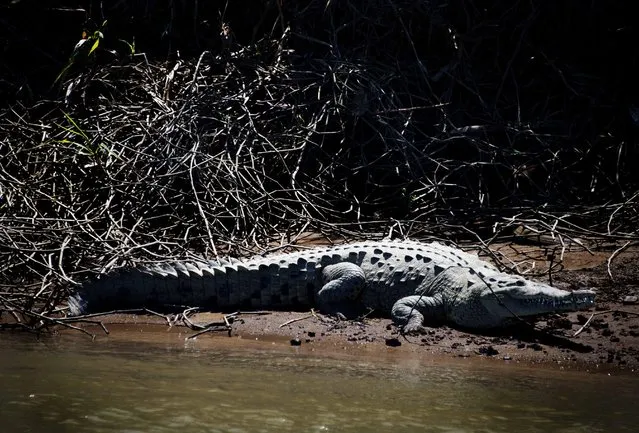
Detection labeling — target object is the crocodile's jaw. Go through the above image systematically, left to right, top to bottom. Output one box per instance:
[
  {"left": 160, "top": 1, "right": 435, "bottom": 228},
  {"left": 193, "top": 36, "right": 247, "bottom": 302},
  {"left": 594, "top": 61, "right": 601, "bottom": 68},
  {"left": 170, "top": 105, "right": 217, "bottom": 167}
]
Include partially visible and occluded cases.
[
  {"left": 448, "top": 275, "right": 595, "bottom": 329},
  {"left": 480, "top": 283, "right": 595, "bottom": 324}
]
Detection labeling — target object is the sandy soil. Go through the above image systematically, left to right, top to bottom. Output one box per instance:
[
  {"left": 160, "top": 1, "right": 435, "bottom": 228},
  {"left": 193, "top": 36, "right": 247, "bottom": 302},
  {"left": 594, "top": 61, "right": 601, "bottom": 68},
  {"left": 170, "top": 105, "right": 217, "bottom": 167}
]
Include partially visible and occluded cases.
[{"left": 64, "top": 242, "right": 639, "bottom": 375}]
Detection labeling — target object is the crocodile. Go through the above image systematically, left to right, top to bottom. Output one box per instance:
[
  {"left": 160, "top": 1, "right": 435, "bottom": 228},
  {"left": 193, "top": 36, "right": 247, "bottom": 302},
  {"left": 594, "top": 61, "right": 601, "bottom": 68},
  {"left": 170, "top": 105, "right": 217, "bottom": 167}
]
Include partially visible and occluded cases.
[{"left": 68, "top": 240, "right": 595, "bottom": 330}]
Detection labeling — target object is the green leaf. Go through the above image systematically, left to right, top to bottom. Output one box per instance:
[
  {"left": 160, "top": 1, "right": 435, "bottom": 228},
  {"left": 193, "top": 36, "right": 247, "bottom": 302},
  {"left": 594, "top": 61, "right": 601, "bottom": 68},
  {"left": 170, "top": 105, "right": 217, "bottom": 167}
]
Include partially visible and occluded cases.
[
  {"left": 88, "top": 38, "right": 100, "bottom": 56},
  {"left": 119, "top": 39, "right": 135, "bottom": 55},
  {"left": 54, "top": 63, "right": 72, "bottom": 85},
  {"left": 62, "top": 112, "right": 89, "bottom": 141}
]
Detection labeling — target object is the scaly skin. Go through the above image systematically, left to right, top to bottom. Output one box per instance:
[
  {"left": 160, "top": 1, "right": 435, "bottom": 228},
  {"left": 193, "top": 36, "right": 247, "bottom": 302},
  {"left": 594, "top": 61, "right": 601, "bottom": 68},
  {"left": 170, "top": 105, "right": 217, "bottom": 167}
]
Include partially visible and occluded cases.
[{"left": 68, "top": 240, "right": 596, "bottom": 330}]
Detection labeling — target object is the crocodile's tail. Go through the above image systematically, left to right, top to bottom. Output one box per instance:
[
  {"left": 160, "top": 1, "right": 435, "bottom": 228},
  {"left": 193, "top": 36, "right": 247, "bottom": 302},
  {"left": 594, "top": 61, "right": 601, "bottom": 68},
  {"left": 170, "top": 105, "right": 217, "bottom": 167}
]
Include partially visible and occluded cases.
[
  {"left": 68, "top": 258, "right": 318, "bottom": 316},
  {"left": 69, "top": 259, "right": 243, "bottom": 316},
  {"left": 68, "top": 291, "right": 88, "bottom": 316}
]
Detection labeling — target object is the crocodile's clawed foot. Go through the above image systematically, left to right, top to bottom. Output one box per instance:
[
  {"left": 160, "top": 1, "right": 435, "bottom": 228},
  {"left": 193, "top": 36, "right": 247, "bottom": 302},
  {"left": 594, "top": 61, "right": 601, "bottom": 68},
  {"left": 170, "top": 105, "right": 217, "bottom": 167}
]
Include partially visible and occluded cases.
[
  {"left": 318, "top": 301, "right": 366, "bottom": 322},
  {"left": 334, "top": 312, "right": 348, "bottom": 321},
  {"left": 400, "top": 323, "right": 429, "bottom": 336}
]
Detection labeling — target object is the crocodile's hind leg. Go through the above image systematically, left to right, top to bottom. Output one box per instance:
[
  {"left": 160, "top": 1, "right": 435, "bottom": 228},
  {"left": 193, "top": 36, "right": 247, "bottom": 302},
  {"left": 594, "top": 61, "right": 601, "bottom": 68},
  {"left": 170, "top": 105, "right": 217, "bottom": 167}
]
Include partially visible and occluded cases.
[
  {"left": 317, "top": 262, "right": 366, "bottom": 317},
  {"left": 392, "top": 267, "right": 466, "bottom": 333}
]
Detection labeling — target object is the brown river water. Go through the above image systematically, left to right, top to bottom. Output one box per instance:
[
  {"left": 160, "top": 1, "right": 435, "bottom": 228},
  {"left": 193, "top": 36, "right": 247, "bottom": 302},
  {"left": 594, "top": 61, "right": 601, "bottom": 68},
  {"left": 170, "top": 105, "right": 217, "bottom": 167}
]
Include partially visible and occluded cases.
[{"left": 1, "top": 330, "right": 638, "bottom": 433}]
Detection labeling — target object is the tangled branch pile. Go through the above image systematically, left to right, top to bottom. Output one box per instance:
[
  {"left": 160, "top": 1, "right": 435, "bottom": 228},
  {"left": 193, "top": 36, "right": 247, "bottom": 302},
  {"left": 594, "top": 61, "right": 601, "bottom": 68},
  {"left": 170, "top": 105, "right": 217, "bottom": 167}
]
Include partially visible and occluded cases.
[{"left": 0, "top": 0, "right": 637, "bottom": 325}]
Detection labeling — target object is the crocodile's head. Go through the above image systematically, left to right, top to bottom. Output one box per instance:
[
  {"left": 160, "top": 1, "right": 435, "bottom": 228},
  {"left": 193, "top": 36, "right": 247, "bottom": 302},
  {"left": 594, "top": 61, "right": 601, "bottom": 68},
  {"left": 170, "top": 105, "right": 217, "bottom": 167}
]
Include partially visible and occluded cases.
[{"left": 446, "top": 270, "right": 595, "bottom": 329}]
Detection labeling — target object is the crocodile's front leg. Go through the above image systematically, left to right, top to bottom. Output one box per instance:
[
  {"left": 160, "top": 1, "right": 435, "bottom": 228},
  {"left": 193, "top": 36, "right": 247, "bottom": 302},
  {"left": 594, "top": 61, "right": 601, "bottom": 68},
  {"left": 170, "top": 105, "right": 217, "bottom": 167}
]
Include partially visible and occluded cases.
[
  {"left": 317, "top": 262, "right": 366, "bottom": 316},
  {"left": 391, "top": 267, "right": 465, "bottom": 333},
  {"left": 391, "top": 294, "right": 445, "bottom": 334}
]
